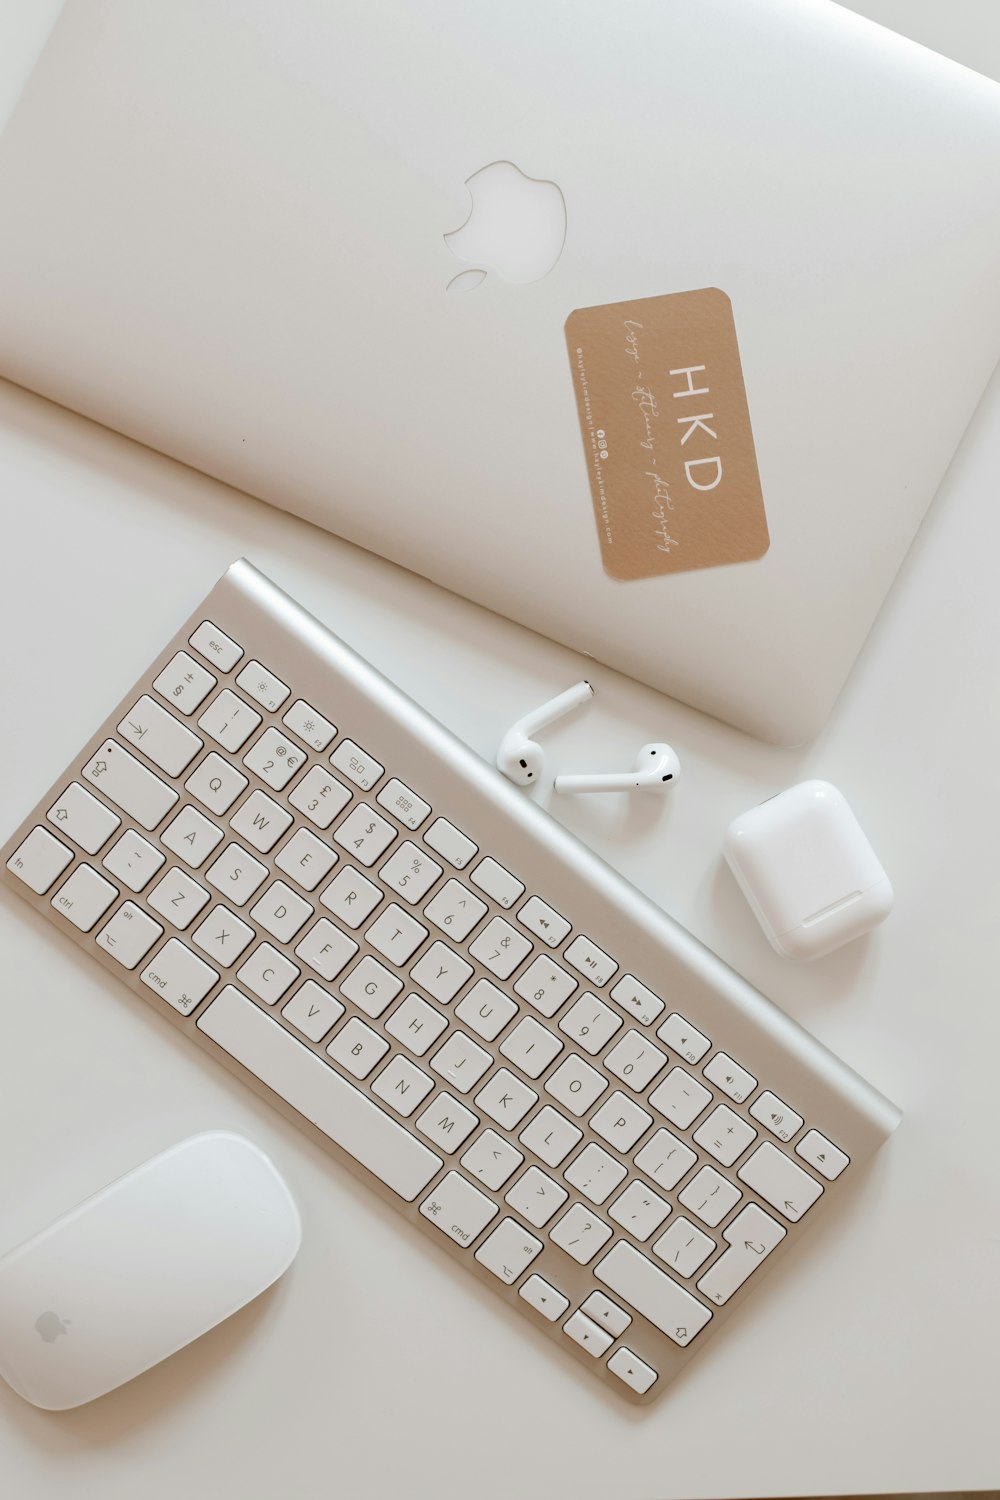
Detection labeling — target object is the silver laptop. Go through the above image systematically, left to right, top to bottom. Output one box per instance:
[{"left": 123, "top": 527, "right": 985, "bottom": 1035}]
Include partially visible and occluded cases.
[{"left": 1, "top": 0, "right": 999, "bottom": 743}]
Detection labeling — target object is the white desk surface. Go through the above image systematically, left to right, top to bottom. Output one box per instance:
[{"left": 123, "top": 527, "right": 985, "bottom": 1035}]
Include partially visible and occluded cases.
[{"left": 1, "top": 4, "right": 997, "bottom": 1497}]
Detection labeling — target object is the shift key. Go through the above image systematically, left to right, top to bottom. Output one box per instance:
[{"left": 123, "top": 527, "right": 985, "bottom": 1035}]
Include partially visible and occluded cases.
[{"left": 82, "top": 740, "right": 179, "bottom": 830}]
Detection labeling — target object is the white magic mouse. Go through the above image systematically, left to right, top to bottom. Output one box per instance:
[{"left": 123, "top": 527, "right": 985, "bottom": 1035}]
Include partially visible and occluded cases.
[{"left": 0, "top": 1131, "right": 301, "bottom": 1410}]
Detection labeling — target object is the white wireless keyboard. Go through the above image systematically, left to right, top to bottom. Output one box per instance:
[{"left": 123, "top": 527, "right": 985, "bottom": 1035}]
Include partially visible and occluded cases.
[{"left": 1, "top": 561, "right": 900, "bottom": 1402}]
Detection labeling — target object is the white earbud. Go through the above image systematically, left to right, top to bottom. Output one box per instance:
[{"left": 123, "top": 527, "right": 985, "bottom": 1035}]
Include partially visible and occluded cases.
[
  {"left": 496, "top": 681, "right": 594, "bottom": 786},
  {"left": 554, "top": 742, "right": 681, "bottom": 795}
]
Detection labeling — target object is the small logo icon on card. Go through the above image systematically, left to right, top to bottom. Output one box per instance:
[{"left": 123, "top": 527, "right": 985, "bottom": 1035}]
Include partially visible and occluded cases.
[{"left": 565, "top": 289, "right": 768, "bottom": 579}]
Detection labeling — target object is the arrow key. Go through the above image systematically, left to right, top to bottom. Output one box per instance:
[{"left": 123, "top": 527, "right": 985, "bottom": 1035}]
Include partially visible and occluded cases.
[
  {"left": 519, "top": 1274, "right": 569, "bottom": 1323},
  {"left": 563, "top": 1310, "right": 614, "bottom": 1357},
  {"left": 608, "top": 1346, "right": 658, "bottom": 1395}
]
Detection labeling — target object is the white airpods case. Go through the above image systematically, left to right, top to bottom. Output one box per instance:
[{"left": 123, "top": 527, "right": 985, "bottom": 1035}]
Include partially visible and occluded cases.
[{"left": 724, "top": 780, "right": 893, "bottom": 960}]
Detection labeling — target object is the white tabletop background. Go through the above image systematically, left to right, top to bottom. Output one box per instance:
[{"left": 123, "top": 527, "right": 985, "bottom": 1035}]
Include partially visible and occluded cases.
[{"left": 0, "top": 3, "right": 997, "bottom": 1496}]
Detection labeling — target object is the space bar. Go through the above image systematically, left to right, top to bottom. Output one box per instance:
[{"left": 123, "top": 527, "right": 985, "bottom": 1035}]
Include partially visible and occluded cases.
[{"left": 197, "top": 986, "right": 443, "bottom": 1201}]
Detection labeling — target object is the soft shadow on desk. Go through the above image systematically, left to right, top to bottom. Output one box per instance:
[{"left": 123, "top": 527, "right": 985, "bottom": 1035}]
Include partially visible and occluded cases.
[{"left": 0, "top": 1281, "right": 282, "bottom": 1450}]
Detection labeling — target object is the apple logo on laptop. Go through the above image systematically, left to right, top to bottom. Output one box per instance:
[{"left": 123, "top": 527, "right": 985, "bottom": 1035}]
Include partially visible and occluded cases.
[
  {"left": 445, "top": 161, "right": 567, "bottom": 291},
  {"left": 35, "top": 1310, "right": 71, "bottom": 1343}
]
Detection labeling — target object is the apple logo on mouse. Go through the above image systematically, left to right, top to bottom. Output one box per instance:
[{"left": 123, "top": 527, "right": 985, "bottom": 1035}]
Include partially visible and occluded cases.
[
  {"left": 445, "top": 160, "right": 567, "bottom": 291},
  {"left": 35, "top": 1310, "right": 71, "bottom": 1343}
]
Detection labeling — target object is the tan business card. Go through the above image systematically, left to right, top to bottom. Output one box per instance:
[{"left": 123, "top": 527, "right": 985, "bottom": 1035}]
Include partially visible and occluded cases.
[{"left": 565, "top": 288, "right": 768, "bottom": 580}]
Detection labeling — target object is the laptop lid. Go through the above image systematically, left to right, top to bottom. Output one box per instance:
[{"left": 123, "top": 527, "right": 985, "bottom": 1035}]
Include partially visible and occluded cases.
[{"left": 1, "top": 0, "right": 999, "bottom": 742}]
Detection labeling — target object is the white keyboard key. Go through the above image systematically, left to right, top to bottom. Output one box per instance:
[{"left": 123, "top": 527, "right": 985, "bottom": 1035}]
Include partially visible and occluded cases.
[
  {"left": 189, "top": 619, "right": 242, "bottom": 672},
  {"left": 152, "top": 651, "right": 215, "bottom": 715},
  {"left": 235, "top": 660, "right": 290, "bottom": 713},
  {"left": 197, "top": 688, "right": 262, "bottom": 752},
  {"left": 117, "top": 695, "right": 202, "bottom": 776},
  {"left": 282, "top": 698, "right": 336, "bottom": 752},
  {"left": 243, "top": 726, "right": 307, "bottom": 792},
  {"left": 330, "top": 738, "right": 384, "bottom": 791},
  {"left": 82, "top": 740, "right": 178, "bottom": 830},
  {"left": 184, "top": 752, "right": 248, "bottom": 815},
  {"left": 287, "top": 764, "right": 352, "bottom": 828},
  {"left": 376, "top": 778, "right": 431, "bottom": 831},
  {"left": 47, "top": 782, "right": 120, "bottom": 854},
  {"left": 229, "top": 790, "right": 293, "bottom": 853},
  {"left": 334, "top": 804, "right": 397, "bottom": 866},
  {"left": 162, "top": 805, "right": 225, "bottom": 868},
  {"left": 423, "top": 818, "right": 477, "bottom": 869},
  {"left": 7, "top": 827, "right": 74, "bottom": 893},
  {"left": 275, "top": 827, "right": 338, "bottom": 891},
  {"left": 101, "top": 829, "right": 165, "bottom": 893},
  {"left": 205, "top": 842, "right": 269, "bottom": 905},
  {"left": 379, "top": 842, "right": 442, "bottom": 904},
  {"left": 470, "top": 857, "right": 524, "bottom": 909},
  {"left": 51, "top": 864, "right": 118, "bottom": 931},
  {"left": 319, "top": 866, "right": 382, "bottom": 928},
  {"left": 147, "top": 867, "right": 211, "bottom": 930},
  {"left": 423, "top": 879, "right": 487, "bottom": 941},
  {"left": 249, "top": 880, "right": 314, "bottom": 943},
  {"left": 517, "top": 896, "right": 571, "bottom": 947},
  {"left": 96, "top": 901, "right": 163, "bottom": 969},
  {"left": 191, "top": 903, "right": 256, "bottom": 966},
  {"left": 365, "top": 904, "right": 427, "bottom": 965},
  {"left": 468, "top": 916, "right": 532, "bottom": 980},
  {"left": 295, "top": 919, "right": 359, "bottom": 981},
  {"left": 564, "top": 935, "right": 618, "bottom": 987},
  {"left": 140, "top": 937, "right": 218, "bottom": 1015},
  {"left": 236, "top": 942, "right": 299, "bottom": 1005},
  {"left": 407, "top": 942, "right": 473, "bottom": 1002},
  {"left": 513, "top": 954, "right": 577, "bottom": 1018},
  {"left": 340, "top": 955, "right": 403, "bottom": 1018},
  {"left": 609, "top": 973, "right": 664, "bottom": 1026},
  {"left": 455, "top": 979, "right": 518, "bottom": 1042},
  {"left": 282, "top": 980, "right": 344, "bottom": 1042},
  {"left": 198, "top": 987, "right": 441, "bottom": 1200},
  {"left": 384, "top": 993, "right": 448, "bottom": 1055},
  {"left": 558, "top": 993, "right": 622, "bottom": 1055},
  {"left": 656, "top": 1012, "right": 711, "bottom": 1065},
  {"left": 327, "top": 1016, "right": 389, "bottom": 1078},
  {"left": 499, "top": 1016, "right": 563, "bottom": 1078},
  {"left": 604, "top": 1030, "right": 668, "bottom": 1092},
  {"left": 430, "top": 1031, "right": 493, "bottom": 1093},
  {"left": 702, "top": 1050, "right": 757, "bottom": 1104},
  {"left": 545, "top": 1054, "right": 608, "bottom": 1117},
  {"left": 371, "top": 1055, "right": 434, "bottom": 1117},
  {"left": 649, "top": 1067, "right": 713, "bottom": 1130},
  {"left": 475, "top": 1068, "right": 538, "bottom": 1128},
  {"left": 749, "top": 1090, "right": 804, "bottom": 1144},
  {"left": 589, "top": 1091, "right": 652, "bottom": 1151},
  {"left": 415, "top": 1092, "right": 479, "bottom": 1152},
  {"left": 693, "top": 1104, "right": 758, "bottom": 1168},
  {"left": 518, "top": 1106, "right": 582, "bottom": 1168},
  {"left": 634, "top": 1128, "right": 698, "bottom": 1192},
  {"left": 461, "top": 1129, "right": 524, "bottom": 1190},
  {"left": 796, "top": 1129, "right": 850, "bottom": 1180},
  {"left": 737, "top": 1141, "right": 823, "bottom": 1222},
  {"left": 564, "top": 1143, "right": 628, "bottom": 1205},
  {"left": 505, "top": 1165, "right": 568, "bottom": 1228},
  {"left": 678, "top": 1165, "right": 742, "bottom": 1228},
  {"left": 419, "top": 1171, "right": 497, "bottom": 1247},
  {"left": 608, "top": 1181, "right": 672, "bottom": 1241},
  {"left": 696, "top": 1203, "right": 786, "bottom": 1305},
  {"left": 549, "top": 1204, "right": 613, "bottom": 1265},
  {"left": 652, "top": 1216, "right": 715, "bottom": 1278},
  {"left": 475, "top": 1218, "right": 543, "bottom": 1284},
  {"left": 595, "top": 1241, "right": 712, "bottom": 1346},
  {"left": 519, "top": 1274, "right": 569, "bottom": 1322},
  {"left": 581, "top": 1291, "right": 632, "bottom": 1338},
  {"left": 563, "top": 1310, "right": 613, "bottom": 1357},
  {"left": 608, "top": 1347, "right": 657, "bottom": 1395}
]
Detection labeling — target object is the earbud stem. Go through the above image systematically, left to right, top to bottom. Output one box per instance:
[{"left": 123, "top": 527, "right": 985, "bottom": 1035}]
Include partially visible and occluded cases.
[
  {"left": 516, "top": 680, "right": 593, "bottom": 738},
  {"left": 553, "top": 772, "right": 642, "bottom": 794}
]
